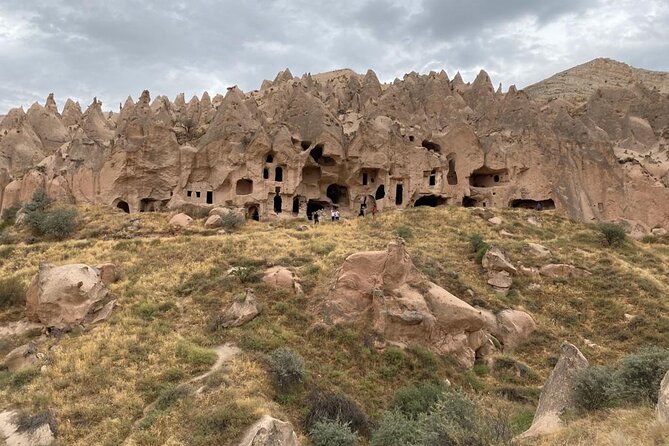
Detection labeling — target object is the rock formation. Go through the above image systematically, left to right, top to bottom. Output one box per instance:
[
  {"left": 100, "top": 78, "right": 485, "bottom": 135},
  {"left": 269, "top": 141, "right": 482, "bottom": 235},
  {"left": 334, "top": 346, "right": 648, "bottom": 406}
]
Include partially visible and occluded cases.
[
  {"left": 1, "top": 60, "right": 668, "bottom": 233},
  {"left": 322, "top": 238, "right": 496, "bottom": 367},
  {"left": 262, "top": 266, "right": 301, "bottom": 294},
  {"left": 217, "top": 289, "right": 261, "bottom": 328},
  {"left": 517, "top": 341, "right": 589, "bottom": 440},
  {"left": 658, "top": 370, "right": 669, "bottom": 424},
  {"left": 0, "top": 410, "right": 56, "bottom": 446},
  {"left": 236, "top": 415, "right": 299, "bottom": 446}
]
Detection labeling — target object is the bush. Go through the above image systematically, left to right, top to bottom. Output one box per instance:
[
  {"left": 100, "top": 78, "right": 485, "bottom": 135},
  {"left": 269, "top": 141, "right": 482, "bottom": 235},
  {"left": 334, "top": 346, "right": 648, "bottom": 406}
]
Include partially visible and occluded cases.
[
  {"left": 24, "top": 189, "right": 51, "bottom": 214},
  {"left": 1, "top": 204, "right": 20, "bottom": 224},
  {"left": 37, "top": 207, "right": 78, "bottom": 240},
  {"left": 220, "top": 212, "right": 245, "bottom": 231},
  {"left": 597, "top": 223, "right": 626, "bottom": 247},
  {"left": 395, "top": 225, "right": 413, "bottom": 240},
  {"left": 469, "top": 233, "right": 490, "bottom": 264},
  {"left": 0, "top": 276, "right": 25, "bottom": 309},
  {"left": 267, "top": 347, "right": 306, "bottom": 392},
  {"left": 613, "top": 347, "right": 669, "bottom": 404},
  {"left": 574, "top": 366, "right": 614, "bottom": 411},
  {"left": 391, "top": 382, "right": 446, "bottom": 418},
  {"left": 305, "top": 391, "right": 370, "bottom": 436},
  {"left": 372, "top": 411, "right": 421, "bottom": 446},
  {"left": 310, "top": 419, "right": 359, "bottom": 446}
]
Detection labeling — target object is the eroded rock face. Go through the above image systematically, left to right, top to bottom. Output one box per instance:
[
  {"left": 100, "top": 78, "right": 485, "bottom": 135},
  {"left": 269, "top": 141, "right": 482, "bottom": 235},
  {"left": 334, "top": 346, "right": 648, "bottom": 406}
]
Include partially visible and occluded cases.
[
  {"left": 1, "top": 62, "right": 668, "bottom": 232},
  {"left": 323, "top": 238, "right": 491, "bottom": 367},
  {"left": 482, "top": 246, "right": 516, "bottom": 295},
  {"left": 26, "top": 263, "right": 114, "bottom": 330},
  {"left": 539, "top": 264, "right": 590, "bottom": 279},
  {"left": 218, "top": 289, "right": 261, "bottom": 328},
  {"left": 481, "top": 309, "right": 536, "bottom": 351},
  {"left": 517, "top": 341, "right": 589, "bottom": 440},
  {"left": 1, "top": 342, "right": 40, "bottom": 372},
  {"left": 658, "top": 370, "right": 669, "bottom": 424},
  {"left": 236, "top": 415, "right": 298, "bottom": 446}
]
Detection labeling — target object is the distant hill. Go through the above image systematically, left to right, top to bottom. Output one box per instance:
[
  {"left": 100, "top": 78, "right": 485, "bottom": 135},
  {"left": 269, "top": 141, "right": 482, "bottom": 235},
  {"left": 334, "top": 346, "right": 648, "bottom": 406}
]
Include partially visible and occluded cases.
[{"left": 525, "top": 58, "right": 669, "bottom": 101}]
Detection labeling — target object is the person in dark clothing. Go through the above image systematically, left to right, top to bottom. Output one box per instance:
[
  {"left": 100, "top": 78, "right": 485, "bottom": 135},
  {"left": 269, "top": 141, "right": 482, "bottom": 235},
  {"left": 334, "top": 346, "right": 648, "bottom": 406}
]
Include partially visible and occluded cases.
[
  {"left": 359, "top": 198, "right": 367, "bottom": 217},
  {"left": 313, "top": 210, "right": 320, "bottom": 224}
]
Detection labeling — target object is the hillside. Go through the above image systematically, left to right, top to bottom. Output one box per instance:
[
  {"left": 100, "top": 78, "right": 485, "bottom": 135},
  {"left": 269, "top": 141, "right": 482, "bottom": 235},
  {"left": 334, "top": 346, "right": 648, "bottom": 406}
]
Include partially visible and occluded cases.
[
  {"left": 524, "top": 58, "right": 669, "bottom": 101},
  {"left": 1, "top": 205, "right": 668, "bottom": 445}
]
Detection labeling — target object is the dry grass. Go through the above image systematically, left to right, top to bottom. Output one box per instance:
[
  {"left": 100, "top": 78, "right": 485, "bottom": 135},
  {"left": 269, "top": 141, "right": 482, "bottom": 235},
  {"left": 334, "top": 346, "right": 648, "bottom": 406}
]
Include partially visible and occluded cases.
[{"left": 0, "top": 205, "right": 667, "bottom": 444}]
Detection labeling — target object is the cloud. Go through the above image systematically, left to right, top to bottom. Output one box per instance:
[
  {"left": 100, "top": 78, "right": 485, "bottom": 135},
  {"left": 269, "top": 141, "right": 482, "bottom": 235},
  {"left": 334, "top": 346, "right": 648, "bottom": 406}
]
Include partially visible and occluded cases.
[{"left": 0, "top": 0, "right": 667, "bottom": 113}]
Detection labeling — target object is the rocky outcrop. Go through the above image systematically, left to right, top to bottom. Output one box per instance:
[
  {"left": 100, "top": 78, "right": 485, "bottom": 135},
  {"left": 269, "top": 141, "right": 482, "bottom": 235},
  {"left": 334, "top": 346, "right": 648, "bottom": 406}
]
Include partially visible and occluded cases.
[
  {"left": 322, "top": 238, "right": 494, "bottom": 367},
  {"left": 524, "top": 243, "right": 551, "bottom": 258},
  {"left": 482, "top": 246, "right": 516, "bottom": 295},
  {"left": 26, "top": 263, "right": 115, "bottom": 330},
  {"left": 95, "top": 263, "right": 121, "bottom": 285},
  {"left": 539, "top": 264, "right": 590, "bottom": 279},
  {"left": 262, "top": 266, "right": 301, "bottom": 294},
  {"left": 217, "top": 289, "right": 261, "bottom": 328},
  {"left": 481, "top": 309, "right": 536, "bottom": 351},
  {"left": 517, "top": 341, "right": 589, "bottom": 440},
  {"left": 1, "top": 342, "right": 40, "bottom": 372},
  {"left": 658, "top": 370, "right": 669, "bottom": 424},
  {"left": 0, "top": 410, "right": 56, "bottom": 446},
  {"left": 236, "top": 415, "right": 298, "bottom": 446}
]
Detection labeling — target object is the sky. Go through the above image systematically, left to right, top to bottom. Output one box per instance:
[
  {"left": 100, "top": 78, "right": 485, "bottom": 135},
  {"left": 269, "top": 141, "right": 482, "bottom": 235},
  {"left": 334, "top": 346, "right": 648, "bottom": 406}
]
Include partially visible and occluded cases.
[{"left": 0, "top": 0, "right": 668, "bottom": 113}]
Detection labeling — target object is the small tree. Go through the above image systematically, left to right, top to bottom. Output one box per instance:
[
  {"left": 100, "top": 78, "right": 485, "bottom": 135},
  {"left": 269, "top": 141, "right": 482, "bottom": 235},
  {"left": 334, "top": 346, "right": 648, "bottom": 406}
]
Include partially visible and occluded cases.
[
  {"left": 597, "top": 223, "right": 626, "bottom": 247},
  {"left": 267, "top": 347, "right": 306, "bottom": 392},
  {"left": 573, "top": 366, "right": 614, "bottom": 411},
  {"left": 310, "top": 420, "right": 359, "bottom": 446}
]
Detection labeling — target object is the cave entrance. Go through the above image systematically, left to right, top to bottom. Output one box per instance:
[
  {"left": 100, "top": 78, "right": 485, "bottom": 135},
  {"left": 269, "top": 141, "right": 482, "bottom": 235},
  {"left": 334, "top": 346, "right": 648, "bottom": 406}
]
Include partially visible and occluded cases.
[
  {"left": 421, "top": 140, "right": 441, "bottom": 153},
  {"left": 310, "top": 145, "right": 323, "bottom": 163},
  {"left": 447, "top": 158, "right": 458, "bottom": 185},
  {"left": 275, "top": 166, "right": 283, "bottom": 182},
  {"left": 469, "top": 167, "right": 509, "bottom": 188},
  {"left": 263, "top": 168, "right": 269, "bottom": 179},
  {"left": 428, "top": 170, "right": 437, "bottom": 187},
  {"left": 236, "top": 179, "right": 253, "bottom": 195},
  {"left": 327, "top": 184, "right": 349, "bottom": 207},
  {"left": 395, "top": 184, "right": 404, "bottom": 205},
  {"left": 375, "top": 185, "right": 386, "bottom": 200},
  {"left": 206, "top": 191, "right": 213, "bottom": 204},
  {"left": 273, "top": 194, "right": 282, "bottom": 213},
  {"left": 414, "top": 195, "right": 447, "bottom": 207},
  {"left": 292, "top": 196, "right": 301, "bottom": 215},
  {"left": 462, "top": 196, "right": 478, "bottom": 208},
  {"left": 139, "top": 198, "right": 167, "bottom": 212},
  {"left": 510, "top": 199, "right": 555, "bottom": 210},
  {"left": 115, "top": 200, "right": 130, "bottom": 213},
  {"left": 306, "top": 200, "right": 327, "bottom": 220},
  {"left": 247, "top": 205, "right": 260, "bottom": 221}
]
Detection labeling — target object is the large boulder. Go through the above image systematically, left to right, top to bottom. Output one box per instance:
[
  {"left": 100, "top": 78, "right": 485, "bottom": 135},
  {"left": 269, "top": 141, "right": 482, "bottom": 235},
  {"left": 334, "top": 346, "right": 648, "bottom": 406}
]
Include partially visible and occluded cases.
[
  {"left": 168, "top": 213, "right": 193, "bottom": 228},
  {"left": 204, "top": 214, "right": 223, "bottom": 229},
  {"left": 323, "top": 238, "right": 491, "bottom": 367},
  {"left": 524, "top": 242, "right": 551, "bottom": 258},
  {"left": 482, "top": 246, "right": 516, "bottom": 295},
  {"left": 26, "top": 263, "right": 114, "bottom": 330},
  {"left": 95, "top": 263, "right": 121, "bottom": 285},
  {"left": 539, "top": 264, "right": 590, "bottom": 279},
  {"left": 262, "top": 266, "right": 301, "bottom": 294},
  {"left": 218, "top": 289, "right": 261, "bottom": 328},
  {"left": 481, "top": 309, "right": 536, "bottom": 351},
  {"left": 517, "top": 341, "right": 589, "bottom": 440},
  {"left": 1, "top": 342, "right": 40, "bottom": 372},
  {"left": 658, "top": 370, "right": 669, "bottom": 424},
  {"left": 0, "top": 410, "right": 56, "bottom": 446},
  {"left": 236, "top": 415, "right": 298, "bottom": 446}
]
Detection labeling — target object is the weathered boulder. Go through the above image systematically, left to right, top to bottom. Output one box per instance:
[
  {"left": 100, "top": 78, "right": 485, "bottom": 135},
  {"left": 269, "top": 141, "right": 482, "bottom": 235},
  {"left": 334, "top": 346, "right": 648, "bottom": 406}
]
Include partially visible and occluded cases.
[
  {"left": 209, "top": 206, "right": 244, "bottom": 218},
  {"left": 168, "top": 213, "right": 193, "bottom": 228},
  {"left": 204, "top": 214, "right": 223, "bottom": 229},
  {"left": 488, "top": 216, "right": 503, "bottom": 225},
  {"left": 323, "top": 238, "right": 490, "bottom": 367},
  {"left": 524, "top": 242, "right": 551, "bottom": 258},
  {"left": 482, "top": 246, "right": 516, "bottom": 294},
  {"left": 26, "top": 263, "right": 114, "bottom": 330},
  {"left": 95, "top": 263, "right": 121, "bottom": 285},
  {"left": 539, "top": 264, "right": 590, "bottom": 279},
  {"left": 262, "top": 266, "right": 301, "bottom": 293},
  {"left": 218, "top": 289, "right": 261, "bottom": 328},
  {"left": 481, "top": 309, "right": 536, "bottom": 351},
  {"left": 0, "top": 321, "right": 43, "bottom": 340},
  {"left": 517, "top": 341, "right": 589, "bottom": 440},
  {"left": 1, "top": 342, "right": 40, "bottom": 372},
  {"left": 658, "top": 370, "right": 669, "bottom": 424},
  {"left": 0, "top": 410, "right": 56, "bottom": 446},
  {"left": 237, "top": 415, "right": 298, "bottom": 446}
]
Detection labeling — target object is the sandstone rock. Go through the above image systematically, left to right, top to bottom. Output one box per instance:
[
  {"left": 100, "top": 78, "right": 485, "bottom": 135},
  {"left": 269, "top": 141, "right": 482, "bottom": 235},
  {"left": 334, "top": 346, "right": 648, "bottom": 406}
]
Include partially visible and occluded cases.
[
  {"left": 209, "top": 206, "right": 244, "bottom": 218},
  {"left": 169, "top": 213, "right": 193, "bottom": 228},
  {"left": 204, "top": 214, "right": 223, "bottom": 229},
  {"left": 488, "top": 216, "right": 503, "bottom": 225},
  {"left": 527, "top": 216, "right": 542, "bottom": 227},
  {"left": 652, "top": 227, "right": 667, "bottom": 236},
  {"left": 499, "top": 230, "right": 518, "bottom": 238},
  {"left": 323, "top": 238, "right": 490, "bottom": 367},
  {"left": 524, "top": 242, "right": 551, "bottom": 258},
  {"left": 482, "top": 246, "right": 516, "bottom": 294},
  {"left": 26, "top": 263, "right": 114, "bottom": 330},
  {"left": 95, "top": 263, "right": 121, "bottom": 284},
  {"left": 539, "top": 264, "right": 590, "bottom": 279},
  {"left": 519, "top": 265, "right": 541, "bottom": 279},
  {"left": 262, "top": 266, "right": 301, "bottom": 293},
  {"left": 487, "top": 271, "right": 512, "bottom": 294},
  {"left": 218, "top": 289, "right": 261, "bottom": 328},
  {"left": 480, "top": 309, "right": 536, "bottom": 351},
  {"left": 0, "top": 321, "right": 43, "bottom": 340},
  {"left": 517, "top": 341, "right": 589, "bottom": 440},
  {"left": 1, "top": 342, "right": 40, "bottom": 372},
  {"left": 658, "top": 370, "right": 669, "bottom": 424},
  {"left": 0, "top": 410, "right": 56, "bottom": 446},
  {"left": 237, "top": 415, "right": 298, "bottom": 446}
]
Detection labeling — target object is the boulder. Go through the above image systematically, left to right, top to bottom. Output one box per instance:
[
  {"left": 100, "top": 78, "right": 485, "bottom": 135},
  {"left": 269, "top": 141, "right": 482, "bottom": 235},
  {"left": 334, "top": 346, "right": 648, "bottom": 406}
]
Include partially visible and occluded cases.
[
  {"left": 209, "top": 207, "right": 244, "bottom": 218},
  {"left": 169, "top": 213, "right": 193, "bottom": 228},
  {"left": 204, "top": 214, "right": 223, "bottom": 229},
  {"left": 488, "top": 216, "right": 503, "bottom": 225},
  {"left": 652, "top": 227, "right": 667, "bottom": 236},
  {"left": 323, "top": 238, "right": 490, "bottom": 367},
  {"left": 524, "top": 242, "right": 551, "bottom": 258},
  {"left": 482, "top": 246, "right": 516, "bottom": 294},
  {"left": 26, "top": 263, "right": 114, "bottom": 330},
  {"left": 95, "top": 263, "right": 121, "bottom": 284},
  {"left": 539, "top": 264, "right": 590, "bottom": 279},
  {"left": 262, "top": 266, "right": 301, "bottom": 293},
  {"left": 218, "top": 289, "right": 261, "bottom": 328},
  {"left": 493, "top": 310, "right": 536, "bottom": 350},
  {"left": 0, "top": 321, "right": 43, "bottom": 340},
  {"left": 517, "top": 341, "right": 589, "bottom": 440},
  {"left": 1, "top": 342, "right": 40, "bottom": 372},
  {"left": 658, "top": 370, "right": 669, "bottom": 424},
  {"left": 0, "top": 410, "right": 56, "bottom": 446},
  {"left": 237, "top": 415, "right": 298, "bottom": 446}
]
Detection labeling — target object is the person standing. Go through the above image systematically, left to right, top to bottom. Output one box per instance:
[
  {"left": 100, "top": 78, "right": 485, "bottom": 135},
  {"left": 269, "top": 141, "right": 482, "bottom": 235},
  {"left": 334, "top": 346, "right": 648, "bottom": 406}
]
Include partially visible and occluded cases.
[
  {"left": 371, "top": 205, "right": 377, "bottom": 219},
  {"left": 313, "top": 210, "right": 320, "bottom": 224}
]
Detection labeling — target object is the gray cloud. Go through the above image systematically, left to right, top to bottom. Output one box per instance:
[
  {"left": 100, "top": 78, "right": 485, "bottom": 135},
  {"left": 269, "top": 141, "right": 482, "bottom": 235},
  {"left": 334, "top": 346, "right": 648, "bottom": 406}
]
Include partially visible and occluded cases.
[{"left": 0, "top": 0, "right": 667, "bottom": 113}]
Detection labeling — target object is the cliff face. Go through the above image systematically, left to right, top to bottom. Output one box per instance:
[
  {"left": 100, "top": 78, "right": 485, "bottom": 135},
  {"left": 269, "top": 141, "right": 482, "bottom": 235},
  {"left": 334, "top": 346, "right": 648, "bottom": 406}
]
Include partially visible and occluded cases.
[{"left": 1, "top": 59, "right": 668, "bottom": 232}]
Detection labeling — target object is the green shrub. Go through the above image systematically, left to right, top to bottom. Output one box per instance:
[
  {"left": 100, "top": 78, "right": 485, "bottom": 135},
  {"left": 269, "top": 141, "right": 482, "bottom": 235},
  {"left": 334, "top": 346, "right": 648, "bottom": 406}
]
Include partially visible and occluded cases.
[
  {"left": 24, "top": 189, "right": 51, "bottom": 213},
  {"left": 1, "top": 204, "right": 20, "bottom": 224},
  {"left": 38, "top": 207, "right": 78, "bottom": 240},
  {"left": 220, "top": 212, "right": 245, "bottom": 231},
  {"left": 596, "top": 223, "right": 626, "bottom": 247},
  {"left": 395, "top": 225, "right": 413, "bottom": 240},
  {"left": 469, "top": 233, "right": 486, "bottom": 252},
  {"left": 229, "top": 266, "right": 259, "bottom": 284},
  {"left": 0, "top": 276, "right": 25, "bottom": 309},
  {"left": 175, "top": 341, "right": 217, "bottom": 368},
  {"left": 267, "top": 347, "right": 306, "bottom": 392},
  {"left": 613, "top": 347, "right": 669, "bottom": 404},
  {"left": 574, "top": 366, "right": 614, "bottom": 411},
  {"left": 391, "top": 382, "right": 446, "bottom": 419},
  {"left": 305, "top": 391, "right": 370, "bottom": 436},
  {"left": 371, "top": 411, "right": 420, "bottom": 446},
  {"left": 310, "top": 419, "right": 359, "bottom": 446}
]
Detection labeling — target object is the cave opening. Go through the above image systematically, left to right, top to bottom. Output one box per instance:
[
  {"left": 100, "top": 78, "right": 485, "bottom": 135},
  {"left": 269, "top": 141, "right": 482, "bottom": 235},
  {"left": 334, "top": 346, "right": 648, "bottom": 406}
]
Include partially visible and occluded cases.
[
  {"left": 422, "top": 140, "right": 441, "bottom": 153},
  {"left": 301, "top": 141, "right": 312, "bottom": 151},
  {"left": 310, "top": 145, "right": 323, "bottom": 162},
  {"left": 266, "top": 154, "right": 274, "bottom": 163},
  {"left": 447, "top": 158, "right": 458, "bottom": 185},
  {"left": 275, "top": 166, "right": 283, "bottom": 182},
  {"left": 469, "top": 167, "right": 509, "bottom": 188},
  {"left": 263, "top": 168, "right": 269, "bottom": 179},
  {"left": 236, "top": 179, "right": 253, "bottom": 195},
  {"left": 327, "top": 184, "right": 350, "bottom": 206},
  {"left": 375, "top": 184, "right": 386, "bottom": 200},
  {"left": 395, "top": 184, "right": 404, "bottom": 205},
  {"left": 206, "top": 191, "right": 213, "bottom": 204},
  {"left": 274, "top": 194, "right": 282, "bottom": 213},
  {"left": 414, "top": 195, "right": 447, "bottom": 207},
  {"left": 292, "top": 196, "right": 301, "bottom": 214},
  {"left": 462, "top": 196, "right": 478, "bottom": 208},
  {"left": 139, "top": 198, "right": 168, "bottom": 212},
  {"left": 510, "top": 199, "right": 555, "bottom": 210},
  {"left": 116, "top": 200, "right": 130, "bottom": 213},
  {"left": 306, "top": 200, "right": 327, "bottom": 220},
  {"left": 248, "top": 205, "right": 260, "bottom": 221}
]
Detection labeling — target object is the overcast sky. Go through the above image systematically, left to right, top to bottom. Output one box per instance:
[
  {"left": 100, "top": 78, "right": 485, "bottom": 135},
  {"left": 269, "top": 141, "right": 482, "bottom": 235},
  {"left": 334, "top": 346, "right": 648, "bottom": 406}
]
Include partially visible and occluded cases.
[{"left": 0, "top": 0, "right": 668, "bottom": 113}]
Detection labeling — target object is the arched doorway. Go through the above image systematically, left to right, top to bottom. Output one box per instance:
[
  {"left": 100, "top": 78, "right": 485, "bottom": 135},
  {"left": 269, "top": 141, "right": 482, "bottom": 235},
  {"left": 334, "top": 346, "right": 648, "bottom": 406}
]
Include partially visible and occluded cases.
[
  {"left": 326, "top": 184, "right": 350, "bottom": 207},
  {"left": 274, "top": 194, "right": 282, "bottom": 213},
  {"left": 292, "top": 196, "right": 301, "bottom": 215},
  {"left": 115, "top": 200, "right": 130, "bottom": 213},
  {"left": 306, "top": 200, "right": 327, "bottom": 220},
  {"left": 247, "top": 205, "right": 260, "bottom": 221}
]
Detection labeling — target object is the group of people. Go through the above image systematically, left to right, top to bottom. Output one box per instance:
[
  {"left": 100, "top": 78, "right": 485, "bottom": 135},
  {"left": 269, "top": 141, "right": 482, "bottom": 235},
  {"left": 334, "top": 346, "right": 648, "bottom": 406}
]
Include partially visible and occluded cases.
[{"left": 311, "top": 200, "right": 377, "bottom": 224}]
